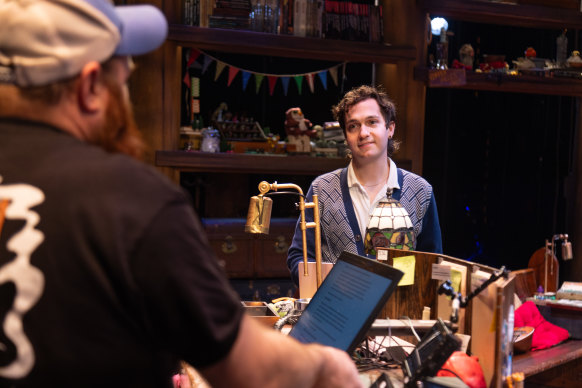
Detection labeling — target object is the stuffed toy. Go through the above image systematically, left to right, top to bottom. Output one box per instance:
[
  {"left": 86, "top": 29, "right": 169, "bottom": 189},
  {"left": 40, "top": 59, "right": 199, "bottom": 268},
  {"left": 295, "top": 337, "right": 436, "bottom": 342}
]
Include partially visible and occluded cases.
[{"left": 284, "top": 107, "right": 316, "bottom": 152}]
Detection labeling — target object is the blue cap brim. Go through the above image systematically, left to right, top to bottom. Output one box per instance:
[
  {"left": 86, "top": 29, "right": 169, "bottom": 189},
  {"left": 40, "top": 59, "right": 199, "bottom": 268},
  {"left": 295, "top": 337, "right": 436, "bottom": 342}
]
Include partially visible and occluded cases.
[{"left": 114, "top": 5, "right": 168, "bottom": 56}]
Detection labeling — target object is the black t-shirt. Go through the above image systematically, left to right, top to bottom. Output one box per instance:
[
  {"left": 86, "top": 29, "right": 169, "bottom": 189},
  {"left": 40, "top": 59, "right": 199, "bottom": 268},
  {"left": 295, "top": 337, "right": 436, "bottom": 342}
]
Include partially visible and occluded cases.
[{"left": 0, "top": 119, "right": 243, "bottom": 387}]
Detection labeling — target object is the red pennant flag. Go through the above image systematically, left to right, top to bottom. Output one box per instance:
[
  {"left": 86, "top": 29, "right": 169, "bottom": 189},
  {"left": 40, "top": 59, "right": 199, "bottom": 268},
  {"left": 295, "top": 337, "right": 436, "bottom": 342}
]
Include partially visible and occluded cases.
[
  {"left": 187, "top": 49, "right": 201, "bottom": 67},
  {"left": 227, "top": 66, "right": 240, "bottom": 86},
  {"left": 183, "top": 71, "right": 191, "bottom": 88},
  {"left": 267, "top": 76, "right": 278, "bottom": 95}
]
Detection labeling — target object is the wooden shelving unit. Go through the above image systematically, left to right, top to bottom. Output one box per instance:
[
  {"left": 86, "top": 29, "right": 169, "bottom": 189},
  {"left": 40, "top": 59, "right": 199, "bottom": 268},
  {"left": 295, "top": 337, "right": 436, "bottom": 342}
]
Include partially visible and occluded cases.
[
  {"left": 415, "top": 0, "right": 582, "bottom": 96},
  {"left": 419, "top": 0, "right": 582, "bottom": 29},
  {"left": 168, "top": 24, "right": 417, "bottom": 63},
  {"left": 414, "top": 67, "right": 582, "bottom": 97},
  {"left": 156, "top": 151, "right": 413, "bottom": 175}
]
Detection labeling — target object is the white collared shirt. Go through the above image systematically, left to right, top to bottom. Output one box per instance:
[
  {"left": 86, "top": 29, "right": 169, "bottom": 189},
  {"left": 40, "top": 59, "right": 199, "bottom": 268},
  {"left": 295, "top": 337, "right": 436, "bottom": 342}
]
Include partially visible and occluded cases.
[{"left": 347, "top": 158, "right": 400, "bottom": 239}]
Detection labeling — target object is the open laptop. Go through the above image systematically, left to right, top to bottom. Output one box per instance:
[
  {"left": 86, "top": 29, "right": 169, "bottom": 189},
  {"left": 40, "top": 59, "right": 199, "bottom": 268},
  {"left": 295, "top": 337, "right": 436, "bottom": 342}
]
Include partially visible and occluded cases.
[{"left": 289, "top": 251, "right": 404, "bottom": 354}]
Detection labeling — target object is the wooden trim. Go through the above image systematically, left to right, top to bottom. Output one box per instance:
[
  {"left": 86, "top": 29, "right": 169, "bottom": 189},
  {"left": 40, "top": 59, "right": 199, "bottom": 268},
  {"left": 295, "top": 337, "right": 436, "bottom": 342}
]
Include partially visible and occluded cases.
[
  {"left": 419, "top": 0, "right": 582, "bottom": 29},
  {"left": 167, "top": 25, "right": 417, "bottom": 63},
  {"left": 414, "top": 67, "right": 582, "bottom": 97},
  {"left": 156, "top": 151, "right": 413, "bottom": 174},
  {"left": 513, "top": 340, "right": 582, "bottom": 377}
]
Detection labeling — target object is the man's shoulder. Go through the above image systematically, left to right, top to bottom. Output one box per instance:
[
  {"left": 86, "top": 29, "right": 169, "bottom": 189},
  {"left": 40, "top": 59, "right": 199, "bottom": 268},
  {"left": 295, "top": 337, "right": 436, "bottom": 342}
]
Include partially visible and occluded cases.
[
  {"left": 312, "top": 168, "right": 345, "bottom": 185},
  {"left": 398, "top": 168, "right": 434, "bottom": 200},
  {"left": 399, "top": 168, "right": 431, "bottom": 188}
]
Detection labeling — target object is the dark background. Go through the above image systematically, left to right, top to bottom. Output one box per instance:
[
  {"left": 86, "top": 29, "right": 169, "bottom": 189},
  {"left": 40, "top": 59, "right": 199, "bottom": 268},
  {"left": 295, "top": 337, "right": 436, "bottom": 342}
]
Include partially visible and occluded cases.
[{"left": 422, "top": 20, "right": 579, "bottom": 279}]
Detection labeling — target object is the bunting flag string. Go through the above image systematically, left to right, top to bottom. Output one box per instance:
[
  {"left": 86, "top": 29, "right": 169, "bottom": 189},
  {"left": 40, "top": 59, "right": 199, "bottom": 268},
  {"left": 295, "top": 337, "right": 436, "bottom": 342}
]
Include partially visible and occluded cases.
[{"left": 183, "top": 48, "right": 346, "bottom": 95}]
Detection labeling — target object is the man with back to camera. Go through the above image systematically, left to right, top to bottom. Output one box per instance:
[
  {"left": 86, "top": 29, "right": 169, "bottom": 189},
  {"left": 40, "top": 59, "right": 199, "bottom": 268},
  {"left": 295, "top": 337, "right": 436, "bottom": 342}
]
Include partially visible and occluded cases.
[
  {"left": 0, "top": 0, "right": 364, "bottom": 387},
  {"left": 287, "top": 85, "right": 442, "bottom": 285}
]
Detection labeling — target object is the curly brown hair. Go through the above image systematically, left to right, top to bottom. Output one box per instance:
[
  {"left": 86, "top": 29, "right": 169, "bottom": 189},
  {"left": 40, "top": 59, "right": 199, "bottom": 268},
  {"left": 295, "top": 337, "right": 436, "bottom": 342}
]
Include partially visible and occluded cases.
[{"left": 332, "top": 85, "right": 400, "bottom": 156}]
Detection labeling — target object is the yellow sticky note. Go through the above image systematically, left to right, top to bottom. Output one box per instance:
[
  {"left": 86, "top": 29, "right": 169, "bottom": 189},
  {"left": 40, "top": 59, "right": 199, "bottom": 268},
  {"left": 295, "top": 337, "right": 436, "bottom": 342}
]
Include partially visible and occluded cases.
[
  {"left": 393, "top": 255, "right": 415, "bottom": 286},
  {"left": 450, "top": 269, "right": 462, "bottom": 293}
]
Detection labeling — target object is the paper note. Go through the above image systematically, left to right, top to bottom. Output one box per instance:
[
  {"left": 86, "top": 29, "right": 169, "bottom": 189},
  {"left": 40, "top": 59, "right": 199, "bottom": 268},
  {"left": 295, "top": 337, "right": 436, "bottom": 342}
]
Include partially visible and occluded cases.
[
  {"left": 377, "top": 249, "right": 388, "bottom": 261},
  {"left": 393, "top": 255, "right": 415, "bottom": 286},
  {"left": 431, "top": 263, "right": 452, "bottom": 281},
  {"left": 451, "top": 269, "right": 462, "bottom": 293}
]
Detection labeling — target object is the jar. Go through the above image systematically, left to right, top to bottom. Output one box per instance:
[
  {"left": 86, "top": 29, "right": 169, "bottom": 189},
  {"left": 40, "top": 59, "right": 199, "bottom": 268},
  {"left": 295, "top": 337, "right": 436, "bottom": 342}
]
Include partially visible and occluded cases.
[{"left": 201, "top": 128, "right": 220, "bottom": 153}]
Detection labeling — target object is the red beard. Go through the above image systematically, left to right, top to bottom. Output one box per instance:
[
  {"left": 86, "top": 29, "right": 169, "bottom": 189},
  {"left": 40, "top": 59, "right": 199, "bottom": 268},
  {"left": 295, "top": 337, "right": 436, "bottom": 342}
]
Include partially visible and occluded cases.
[{"left": 92, "top": 80, "right": 145, "bottom": 160}]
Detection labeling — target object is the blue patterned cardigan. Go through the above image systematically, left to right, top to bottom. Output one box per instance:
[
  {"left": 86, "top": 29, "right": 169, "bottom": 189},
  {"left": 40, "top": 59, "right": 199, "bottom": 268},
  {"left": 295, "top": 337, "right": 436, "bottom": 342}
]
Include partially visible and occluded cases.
[{"left": 286, "top": 166, "right": 443, "bottom": 285}]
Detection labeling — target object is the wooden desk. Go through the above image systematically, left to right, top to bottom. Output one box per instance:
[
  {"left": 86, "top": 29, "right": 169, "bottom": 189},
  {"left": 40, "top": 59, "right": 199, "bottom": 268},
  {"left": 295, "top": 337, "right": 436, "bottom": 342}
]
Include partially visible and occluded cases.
[{"left": 512, "top": 339, "right": 582, "bottom": 386}]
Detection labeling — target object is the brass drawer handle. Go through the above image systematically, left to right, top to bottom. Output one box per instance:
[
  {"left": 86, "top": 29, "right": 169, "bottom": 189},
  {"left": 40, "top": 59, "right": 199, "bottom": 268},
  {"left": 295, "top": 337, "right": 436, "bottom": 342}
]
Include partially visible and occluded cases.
[
  {"left": 274, "top": 235, "right": 288, "bottom": 254},
  {"left": 221, "top": 236, "right": 237, "bottom": 254}
]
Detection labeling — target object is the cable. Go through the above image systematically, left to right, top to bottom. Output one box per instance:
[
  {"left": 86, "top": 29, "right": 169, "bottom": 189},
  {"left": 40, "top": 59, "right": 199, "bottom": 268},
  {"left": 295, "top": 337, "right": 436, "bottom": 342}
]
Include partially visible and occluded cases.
[{"left": 399, "top": 316, "right": 421, "bottom": 342}]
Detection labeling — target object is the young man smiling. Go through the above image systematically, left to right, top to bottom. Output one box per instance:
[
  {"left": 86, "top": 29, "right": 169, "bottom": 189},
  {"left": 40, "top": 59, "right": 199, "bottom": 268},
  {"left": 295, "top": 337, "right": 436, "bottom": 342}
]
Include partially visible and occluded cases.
[{"left": 287, "top": 85, "right": 442, "bottom": 285}]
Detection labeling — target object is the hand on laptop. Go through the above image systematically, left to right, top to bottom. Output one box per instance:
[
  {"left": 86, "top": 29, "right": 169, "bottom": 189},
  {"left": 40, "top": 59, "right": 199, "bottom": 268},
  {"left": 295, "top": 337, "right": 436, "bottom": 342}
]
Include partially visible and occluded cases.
[{"left": 311, "top": 345, "right": 366, "bottom": 387}]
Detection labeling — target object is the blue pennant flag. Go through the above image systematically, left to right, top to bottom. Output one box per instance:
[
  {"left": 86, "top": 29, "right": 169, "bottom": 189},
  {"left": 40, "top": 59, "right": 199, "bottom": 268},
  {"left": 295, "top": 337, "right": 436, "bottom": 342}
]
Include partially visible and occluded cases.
[
  {"left": 241, "top": 71, "right": 252, "bottom": 91},
  {"left": 317, "top": 71, "right": 328, "bottom": 90},
  {"left": 281, "top": 77, "right": 290, "bottom": 96}
]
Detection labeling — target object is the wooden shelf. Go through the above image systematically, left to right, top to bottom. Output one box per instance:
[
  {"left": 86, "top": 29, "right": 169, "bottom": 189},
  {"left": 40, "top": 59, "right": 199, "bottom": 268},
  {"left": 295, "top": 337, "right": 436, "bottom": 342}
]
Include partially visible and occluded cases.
[
  {"left": 419, "top": 0, "right": 582, "bottom": 29},
  {"left": 167, "top": 24, "right": 417, "bottom": 63},
  {"left": 414, "top": 67, "right": 582, "bottom": 96},
  {"left": 156, "top": 151, "right": 351, "bottom": 175}
]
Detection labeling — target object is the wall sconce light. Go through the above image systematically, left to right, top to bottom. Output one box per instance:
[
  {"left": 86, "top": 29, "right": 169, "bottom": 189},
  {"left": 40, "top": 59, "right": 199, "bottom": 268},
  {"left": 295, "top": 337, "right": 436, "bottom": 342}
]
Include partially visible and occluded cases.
[{"left": 245, "top": 181, "right": 323, "bottom": 289}]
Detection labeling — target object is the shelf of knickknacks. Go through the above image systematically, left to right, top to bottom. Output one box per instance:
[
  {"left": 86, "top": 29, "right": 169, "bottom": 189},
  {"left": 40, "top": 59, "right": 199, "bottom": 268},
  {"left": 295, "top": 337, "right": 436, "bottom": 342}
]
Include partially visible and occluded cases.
[{"left": 414, "top": 66, "right": 582, "bottom": 97}]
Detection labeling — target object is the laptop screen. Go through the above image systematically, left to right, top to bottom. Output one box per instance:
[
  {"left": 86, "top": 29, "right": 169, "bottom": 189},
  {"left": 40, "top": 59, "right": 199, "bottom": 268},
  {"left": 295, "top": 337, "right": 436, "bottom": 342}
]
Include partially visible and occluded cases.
[{"left": 289, "top": 251, "right": 403, "bottom": 354}]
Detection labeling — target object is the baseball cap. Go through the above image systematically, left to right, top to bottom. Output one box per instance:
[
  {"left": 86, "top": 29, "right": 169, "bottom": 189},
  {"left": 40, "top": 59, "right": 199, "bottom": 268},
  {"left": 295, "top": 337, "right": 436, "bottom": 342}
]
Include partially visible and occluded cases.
[{"left": 0, "top": 0, "right": 168, "bottom": 87}]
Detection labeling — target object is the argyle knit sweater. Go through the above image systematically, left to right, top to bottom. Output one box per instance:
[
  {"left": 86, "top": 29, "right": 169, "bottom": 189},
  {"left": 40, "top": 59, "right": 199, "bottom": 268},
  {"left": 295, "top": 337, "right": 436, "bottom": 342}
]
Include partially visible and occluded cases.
[{"left": 287, "top": 166, "right": 443, "bottom": 285}]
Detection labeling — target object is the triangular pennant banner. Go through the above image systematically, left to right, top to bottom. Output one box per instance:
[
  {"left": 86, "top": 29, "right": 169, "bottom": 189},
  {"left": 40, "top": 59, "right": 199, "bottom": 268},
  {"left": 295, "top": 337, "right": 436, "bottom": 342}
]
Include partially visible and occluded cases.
[
  {"left": 187, "top": 49, "right": 201, "bottom": 67},
  {"left": 202, "top": 56, "right": 213, "bottom": 74},
  {"left": 191, "top": 61, "right": 202, "bottom": 70},
  {"left": 214, "top": 61, "right": 226, "bottom": 81},
  {"left": 227, "top": 66, "right": 240, "bottom": 86},
  {"left": 329, "top": 66, "right": 339, "bottom": 86},
  {"left": 183, "top": 71, "right": 191, "bottom": 88},
  {"left": 241, "top": 71, "right": 252, "bottom": 91},
  {"left": 317, "top": 71, "right": 328, "bottom": 90},
  {"left": 306, "top": 73, "right": 315, "bottom": 93},
  {"left": 255, "top": 74, "right": 264, "bottom": 93},
  {"left": 293, "top": 75, "right": 303, "bottom": 95},
  {"left": 267, "top": 76, "right": 278, "bottom": 95},
  {"left": 281, "top": 77, "right": 290, "bottom": 95}
]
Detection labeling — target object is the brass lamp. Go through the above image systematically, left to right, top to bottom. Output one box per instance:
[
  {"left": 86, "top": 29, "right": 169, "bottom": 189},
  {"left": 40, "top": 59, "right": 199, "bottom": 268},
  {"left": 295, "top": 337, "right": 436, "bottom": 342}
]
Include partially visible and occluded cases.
[
  {"left": 245, "top": 181, "right": 323, "bottom": 288},
  {"left": 364, "top": 188, "right": 415, "bottom": 256}
]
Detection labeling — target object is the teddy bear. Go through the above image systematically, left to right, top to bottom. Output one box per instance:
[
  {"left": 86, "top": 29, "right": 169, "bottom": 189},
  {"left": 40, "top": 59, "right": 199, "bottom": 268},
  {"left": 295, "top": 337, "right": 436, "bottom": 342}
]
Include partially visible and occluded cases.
[{"left": 284, "top": 107, "right": 316, "bottom": 153}]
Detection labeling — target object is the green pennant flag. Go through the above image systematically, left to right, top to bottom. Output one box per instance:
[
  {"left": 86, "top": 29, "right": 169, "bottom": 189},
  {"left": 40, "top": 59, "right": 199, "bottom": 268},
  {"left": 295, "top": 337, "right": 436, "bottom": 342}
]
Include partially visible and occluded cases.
[
  {"left": 255, "top": 74, "right": 264, "bottom": 93},
  {"left": 293, "top": 75, "right": 303, "bottom": 94}
]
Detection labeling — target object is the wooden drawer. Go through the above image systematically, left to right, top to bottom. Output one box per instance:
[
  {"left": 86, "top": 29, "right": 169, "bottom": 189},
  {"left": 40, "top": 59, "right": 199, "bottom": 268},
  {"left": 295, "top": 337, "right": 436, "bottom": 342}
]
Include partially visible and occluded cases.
[
  {"left": 203, "top": 218, "right": 296, "bottom": 279},
  {"left": 204, "top": 219, "right": 252, "bottom": 278},
  {"left": 256, "top": 219, "right": 296, "bottom": 277}
]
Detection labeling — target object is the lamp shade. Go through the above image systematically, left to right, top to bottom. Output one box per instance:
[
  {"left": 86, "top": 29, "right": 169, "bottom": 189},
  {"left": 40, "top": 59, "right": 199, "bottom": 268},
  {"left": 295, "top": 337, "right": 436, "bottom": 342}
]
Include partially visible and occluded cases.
[{"left": 364, "top": 189, "right": 415, "bottom": 256}]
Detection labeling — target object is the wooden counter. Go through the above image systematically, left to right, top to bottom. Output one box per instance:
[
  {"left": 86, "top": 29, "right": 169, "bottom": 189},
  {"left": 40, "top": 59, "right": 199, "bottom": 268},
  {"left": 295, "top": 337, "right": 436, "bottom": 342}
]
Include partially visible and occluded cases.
[{"left": 512, "top": 339, "right": 582, "bottom": 386}]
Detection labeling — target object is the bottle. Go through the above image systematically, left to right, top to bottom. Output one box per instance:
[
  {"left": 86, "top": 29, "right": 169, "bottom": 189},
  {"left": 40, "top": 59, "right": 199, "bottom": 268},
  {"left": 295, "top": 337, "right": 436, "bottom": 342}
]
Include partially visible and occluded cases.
[
  {"left": 435, "top": 27, "right": 448, "bottom": 69},
  {"left": 556, "top": 29, "right": 568, "bottom": 68},
  {"left": 474, "top": 36, "right": 481, "bottom": 70},
  {"left": 422, "top": 306, "right": 431, "bottom": 320}
]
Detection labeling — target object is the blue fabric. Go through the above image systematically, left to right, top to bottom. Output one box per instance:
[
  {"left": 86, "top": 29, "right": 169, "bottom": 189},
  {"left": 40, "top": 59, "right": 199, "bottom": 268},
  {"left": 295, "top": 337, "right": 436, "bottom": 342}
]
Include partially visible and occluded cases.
[{"left": 287, "top": 165, "right": 443, "bottom": 285}]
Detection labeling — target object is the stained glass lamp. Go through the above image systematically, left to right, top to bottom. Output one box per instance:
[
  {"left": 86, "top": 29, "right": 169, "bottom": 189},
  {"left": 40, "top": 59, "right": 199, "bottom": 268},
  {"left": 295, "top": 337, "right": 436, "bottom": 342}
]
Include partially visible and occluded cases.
[{"left": 364, "top": 188, "right": 415, "bottom": 256}]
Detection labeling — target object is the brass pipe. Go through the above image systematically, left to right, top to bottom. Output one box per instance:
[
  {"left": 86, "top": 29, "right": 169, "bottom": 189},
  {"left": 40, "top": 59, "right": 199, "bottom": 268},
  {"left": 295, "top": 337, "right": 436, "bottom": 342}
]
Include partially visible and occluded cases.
[{"left": 247, "top": 181, "right": 323, "bottom": 288}]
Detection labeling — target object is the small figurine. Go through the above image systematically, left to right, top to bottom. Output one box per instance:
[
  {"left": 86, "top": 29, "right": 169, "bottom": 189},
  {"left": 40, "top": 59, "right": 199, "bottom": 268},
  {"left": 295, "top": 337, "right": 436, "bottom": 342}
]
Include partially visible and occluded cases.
[
  {"left": 459, "top": 44, "right": 474, "bottom": 69},
  {"left": 567, "top": 50, "right": 582, "bottom": 68},
  {"left": 284, "top": 107, "right": 316, "bottom": 153}
]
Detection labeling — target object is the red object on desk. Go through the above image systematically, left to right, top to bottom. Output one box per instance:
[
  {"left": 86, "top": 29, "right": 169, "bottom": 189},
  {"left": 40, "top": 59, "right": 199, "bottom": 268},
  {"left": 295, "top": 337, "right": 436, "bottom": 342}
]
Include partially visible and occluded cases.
[
  {"left": 515, "top": 301, "right": 570, "bottom": 351},
  {"left": 437, "top": 351, "right": 486, "bottom": 388}
]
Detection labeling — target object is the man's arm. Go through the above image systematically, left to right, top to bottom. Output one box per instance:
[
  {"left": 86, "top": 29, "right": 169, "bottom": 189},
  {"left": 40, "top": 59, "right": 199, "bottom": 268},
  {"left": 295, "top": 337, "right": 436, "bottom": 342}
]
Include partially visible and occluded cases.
[
  {"left": 415, "top": 193, "right": 443, "bottom": 254},
  {"left": 200, "top": 314, "right": 365, "bottom": 388}
]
